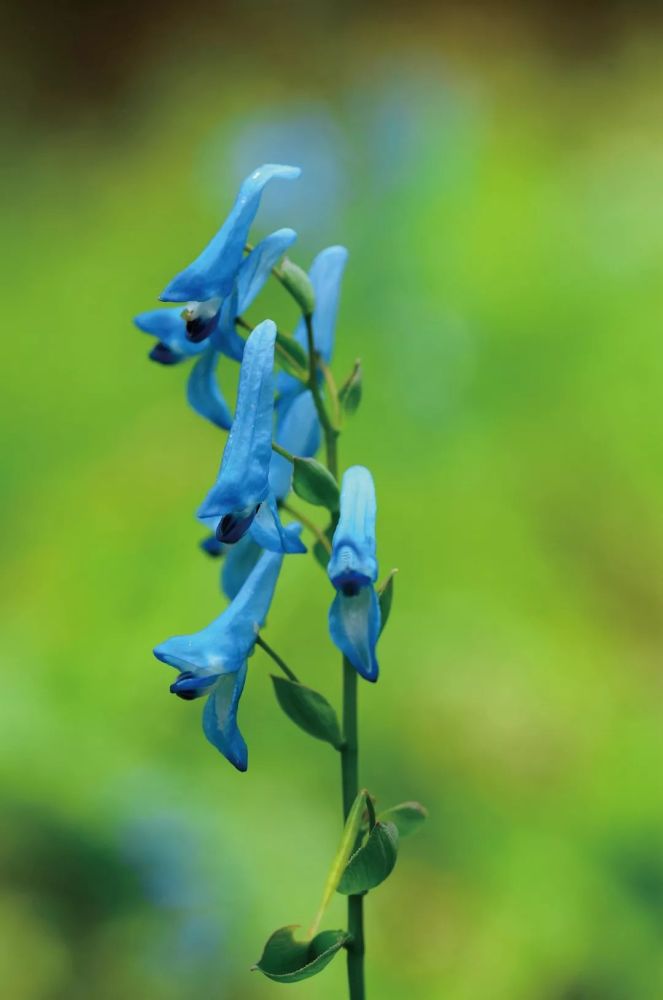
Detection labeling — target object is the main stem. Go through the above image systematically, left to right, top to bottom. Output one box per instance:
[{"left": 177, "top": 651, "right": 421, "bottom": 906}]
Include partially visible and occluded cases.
[
  {"left": 303, "top": 307, "right": 362, "bottom": 995},
  {"left": 341, "top": 656, "right": 365, "bottom": 999}
]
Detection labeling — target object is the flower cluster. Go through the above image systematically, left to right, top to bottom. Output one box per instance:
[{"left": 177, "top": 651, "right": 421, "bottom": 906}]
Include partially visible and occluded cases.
[{"left": 135, "top": 164, "right": 382, "bottom": 771}]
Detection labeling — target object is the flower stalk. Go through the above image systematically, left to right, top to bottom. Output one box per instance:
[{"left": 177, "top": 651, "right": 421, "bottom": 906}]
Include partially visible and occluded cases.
[{"left": 136, "top": 163, "right": 422, "bottom": 998}]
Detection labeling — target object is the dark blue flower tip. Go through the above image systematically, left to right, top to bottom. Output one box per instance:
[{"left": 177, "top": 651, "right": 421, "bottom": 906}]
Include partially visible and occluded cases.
[
  {"left": 185, "top": 313, "right": 217, "bottom": 344},
  {"left": 149, "top": 342, "right": 182, "bottom": 365},
  {"left": 215, "top": 505, "right": 261, "bottom": 544},
  {"left": 200, "top": 535, "right": 224, "bottom": 558},
  {"left": 169, "top": 671, "right": 217, "bottom": 701}
]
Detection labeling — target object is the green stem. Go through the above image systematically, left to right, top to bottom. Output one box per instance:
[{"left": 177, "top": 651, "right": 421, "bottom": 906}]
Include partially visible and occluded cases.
[
  {"left": 304, "top": 314, "right": 339, "bottom": 479},
  {"left": 271, "top": 440, "right": 294, "bottom": 463},
  {"left": 281, "top": 501, "right": 332, "bottom": 554},
  {"left": 255, "top": 636, "right": 298, "bottom": 682},
  {"left": 341, "top": 657, "right": 364, "bottom": 999}
]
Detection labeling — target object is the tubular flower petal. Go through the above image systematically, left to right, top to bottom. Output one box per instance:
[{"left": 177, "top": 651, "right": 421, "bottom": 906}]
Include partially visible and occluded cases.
[
  {"left": 160, "top": 165, "right": 301, "bottom": 303},
  {"left": 212, "top": 227, "right": 297, "bottom": 359},
  {"left": 276, "top": 245, "right": 349, "bottom": 400},
  {"left": 273, "top": 246, "right": 348, "bottom": 465},
  {"left": 197, "top": 321, "right": 305, "bottom": 553},
  {"left": 187, "top": 349, "right": 233, "bottom": 430},
  {"left": 269, "top": 390, "right": 321, "bottom": 500},
  {"left": 327, "top": 466, "right": 381, "bottom": 681},
  {"left": 249, "top": 497, "right": 306, "bottom": 554},
  {"left": 220, "top": 535, "right": 263, "bottom": 600},
  {"left": 153, "top": 547, "right": 287, "bottom": 769},
  {"left": 154, "top": 547, "right": 285, "bottom": 675},
  {"left": 329, "top": 587, "right": 381, "bottom": 683},
  {"left": 203, "top": 665, "right": 249, "bottom": 771}
]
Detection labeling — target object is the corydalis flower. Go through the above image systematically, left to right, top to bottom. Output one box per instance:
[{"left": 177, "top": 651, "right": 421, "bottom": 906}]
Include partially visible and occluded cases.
[
  {"left": 161, "top": 164, "right": 301, "bottom": 303},
  {"left": 135, "top": 228, "right": 298, "bottom": 430},
  {"left": 198, "top": 320, "right": 305, "bottom": 554},
  {"left": 327, "top": 466, "right": 380, "bottom": 681},
  {"left": 153, "top": 546, "right": 289, "bottom": 770}
]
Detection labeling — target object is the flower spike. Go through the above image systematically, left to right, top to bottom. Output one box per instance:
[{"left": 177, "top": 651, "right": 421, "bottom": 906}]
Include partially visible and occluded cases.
[
  {"left": 160, "top": 164, "right": 301, "bottom": 303},
  {"left": 327, "top": 466, "right": 381, "bottom": 681}
]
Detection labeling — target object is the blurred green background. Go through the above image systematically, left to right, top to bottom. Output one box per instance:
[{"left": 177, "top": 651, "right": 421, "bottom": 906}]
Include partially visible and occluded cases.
[{"left": 3, "top": 2, "right": 663, "bottom": 997}]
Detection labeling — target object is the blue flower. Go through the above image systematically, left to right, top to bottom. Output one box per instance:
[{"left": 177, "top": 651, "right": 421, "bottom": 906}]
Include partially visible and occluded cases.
[
  {"left": 160, "top": 164, "right": 301, "bottom": 303},
  {"left": 135, "top": 228, "right": 297, "bottom": 430},
  {"left": 274, "top": 245, "right": 348, "bottom": 463},
  {"left": 198, "top": 320, "right": 306, "bottom": 555},
  {"left": 327, "top": 466, "right": 381, "bottom": 681},
  {"left": 200, "top": 529, "right": 300, "bottom": 601},
  {"left": 153, "top": 546, "right": 289, "bottom": 770}
]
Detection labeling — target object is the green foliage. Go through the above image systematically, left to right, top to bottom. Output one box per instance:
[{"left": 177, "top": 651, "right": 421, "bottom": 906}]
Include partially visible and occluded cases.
[
  {"left": 278, "top": 258, "right": 316, "bottom": 316},
  {"left": 275, "top": 330, "right": 308, "bottom": 379},
  {"left": 339, "top": 362, "right": 362, "bottom": 416},
  {"left": 292, "top": 457, "right": 340, "bottom": 511},
  {"left": 313, "top": 522, "right": 335, "bottom": 569},
  {"left": 378, "top": 570, "right": 397, "bottom": 634},
  {"left": 271, "top": 675, "right": 343, "bottom": 749},
  {"left": 378, "top": 801, "right": 428, "bottom": 838},
  {"left": 338, "top": 821, "right": 399, "bottom": 895},
  {"left": 254, "top": 925, "right": 349, "bottom": 983}
]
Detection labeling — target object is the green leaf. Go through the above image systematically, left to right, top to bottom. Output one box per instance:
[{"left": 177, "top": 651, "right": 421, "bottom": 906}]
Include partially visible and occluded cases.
[
  {"left": 278, "top": 258, "right": 316, "bottom": 316},
  {"left": 275, "top": 330, "right": 308, "bottom": 378},
  {"left": 338, "top": 361, "right": 362, "bottom": 416},
  {"left": 293, "top": 457, "right": 340, "bottom": 511},
  {"left": 313, "top": 522, "right": 334, "bottom": 569},
  {"left": 378, "top": 569, "right": 397, "bottom": 635},
  {"left": 271, "top": 676, "right": 343, "bottom": 749},
  {"left": 378, "top": 801, "right": 428, "bottom": 838},
  {"left": 337, "top": 821, "right": 399, "bottom": 895},
  {"left": 254, "top": 925, "right": 348, "bottom": 983}
]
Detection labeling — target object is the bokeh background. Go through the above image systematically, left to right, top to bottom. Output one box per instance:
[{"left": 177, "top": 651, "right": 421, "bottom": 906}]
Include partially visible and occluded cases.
[{"left": 3, "top": 2, "right": 663, "bottom": 997}]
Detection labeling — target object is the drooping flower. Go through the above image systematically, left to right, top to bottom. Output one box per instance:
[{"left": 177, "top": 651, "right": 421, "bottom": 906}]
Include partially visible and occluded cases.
[
  {"left": 160, "top": 164, "right": 301, "bottom": 303},
  {"left": 135, "top": 228, "right": 297, "bottom": 430},
  {"left": 274, "top": 246, "right": 348, "bottom": 458},
  {"left": 197, "top": 320, "right": 306, "bottom": 555},
  {"left": 327, "top": 466, "right": 381, "bottom": 681},
  {"left": 153, "top": 545, "right": 291, "bottom": 770}
]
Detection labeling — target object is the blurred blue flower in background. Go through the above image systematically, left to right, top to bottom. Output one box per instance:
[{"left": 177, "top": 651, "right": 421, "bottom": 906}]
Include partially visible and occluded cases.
[{"left": 222, "top": 106, "right": 351, "bottom": 242}]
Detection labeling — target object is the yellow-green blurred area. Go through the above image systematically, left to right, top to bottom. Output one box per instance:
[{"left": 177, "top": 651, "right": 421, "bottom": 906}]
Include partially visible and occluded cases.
[{"left": 3, "top": 1, "right": 663, "bottom": 997}]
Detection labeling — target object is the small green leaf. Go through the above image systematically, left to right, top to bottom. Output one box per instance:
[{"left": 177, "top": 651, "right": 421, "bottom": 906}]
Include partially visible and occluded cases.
[
  {"left": 279, "top": 258, "right": 316, "bottom": 315},
  {"left": 275, "top": 330, "right": 308, "bottom": 378},
  {"left": 339, "top": 361, "right": 362, "bottom": 416},
  {"left": 293, "top": 457, "right": 340, "bottom": 511},
  {"left": 313, "top": 523, "right": 334, "bottom": 569},
  {"left": 378, "top": 569, "right": 397, "bottom": 635},
  {"left": 271, "top": 676, "right": 343, "bottom": 749},
  {"left": 378, "top": 801, "right": 428, "bottom": 838},
  {"left": 337, "top": 821, "right": 399, "bottom": 895},
  {"left": 254, "top": 925, "right": 348, "bottom": 983}
]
